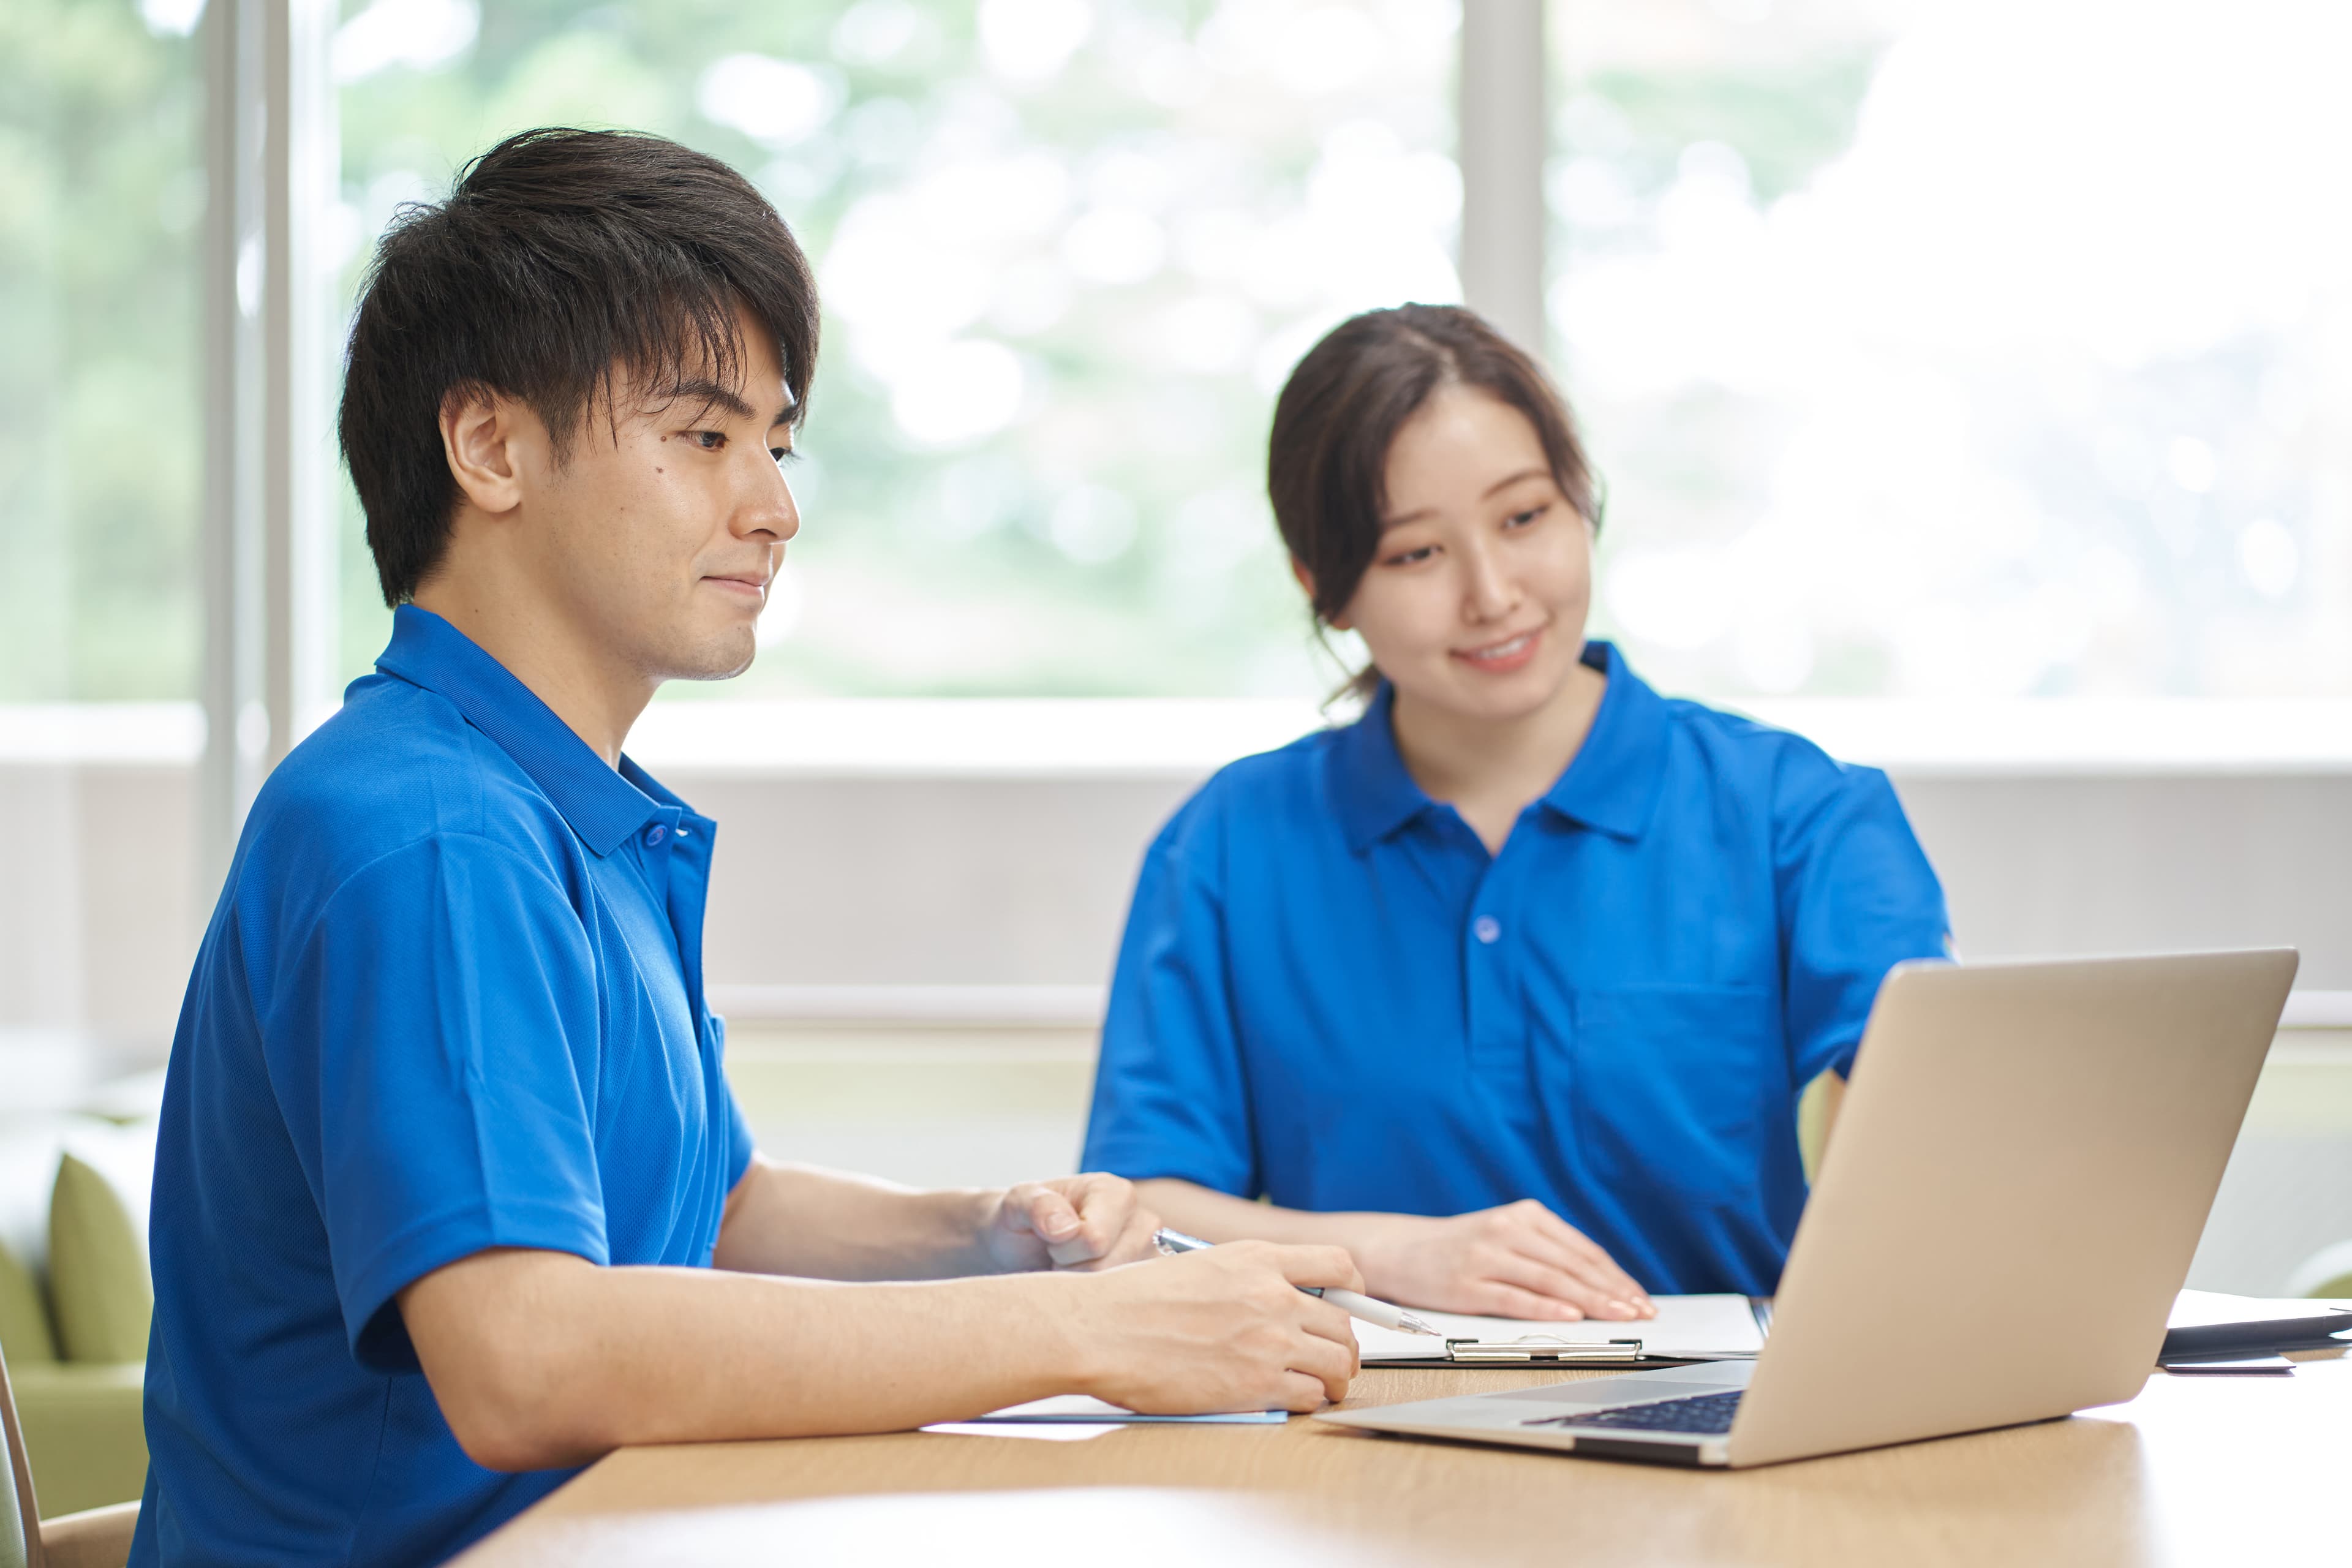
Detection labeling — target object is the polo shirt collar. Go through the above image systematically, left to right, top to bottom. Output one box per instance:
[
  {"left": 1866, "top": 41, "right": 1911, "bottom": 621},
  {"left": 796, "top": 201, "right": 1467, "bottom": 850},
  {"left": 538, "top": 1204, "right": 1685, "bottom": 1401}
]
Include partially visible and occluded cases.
[
  {"left": 373, "top": 605, "right": 663, "bottom": 858},
  {"left": 1327, "top": 640, "right": 1668, "bottom": 851},
  {"left": 1537, "top": 640, "right": 1668, "bottom": 842},
  {"left": 1327, "top": 682, "right": 1431, "bottom": 852}
]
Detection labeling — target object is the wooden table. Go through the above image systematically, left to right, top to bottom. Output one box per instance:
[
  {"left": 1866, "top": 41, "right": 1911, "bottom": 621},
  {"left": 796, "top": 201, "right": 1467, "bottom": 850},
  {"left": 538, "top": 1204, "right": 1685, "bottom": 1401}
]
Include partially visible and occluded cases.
[{"left": 458, "top": 1351, "right": 2350, "bottom": 1567}]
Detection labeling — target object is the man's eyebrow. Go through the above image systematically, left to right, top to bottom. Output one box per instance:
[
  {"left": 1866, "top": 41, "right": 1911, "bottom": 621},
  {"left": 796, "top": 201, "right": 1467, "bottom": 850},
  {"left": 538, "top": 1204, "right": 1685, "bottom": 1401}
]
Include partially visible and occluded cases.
[{"left": 660, "top": 378, "right": 757, "bottom": 421}]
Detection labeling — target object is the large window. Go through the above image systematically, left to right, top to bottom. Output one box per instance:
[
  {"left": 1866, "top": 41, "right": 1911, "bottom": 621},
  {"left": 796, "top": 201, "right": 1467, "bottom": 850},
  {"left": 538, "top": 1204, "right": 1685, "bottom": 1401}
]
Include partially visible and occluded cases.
[
  {"left": 0, "top": 0, "right": 205, "bottom": 701},
  {"left": 331, "top": 0, "right": 1459, "bottom": 697},
  {"left": 1553, "top": 0, "right": 2352, "bottom": 701}
]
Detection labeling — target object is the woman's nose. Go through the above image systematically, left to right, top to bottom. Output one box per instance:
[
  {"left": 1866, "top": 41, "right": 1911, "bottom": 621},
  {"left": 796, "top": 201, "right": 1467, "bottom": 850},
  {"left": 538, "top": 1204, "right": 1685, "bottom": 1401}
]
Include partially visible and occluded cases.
[{"left": 1461, "top": 540, "right": 1516, "bottom": 620}]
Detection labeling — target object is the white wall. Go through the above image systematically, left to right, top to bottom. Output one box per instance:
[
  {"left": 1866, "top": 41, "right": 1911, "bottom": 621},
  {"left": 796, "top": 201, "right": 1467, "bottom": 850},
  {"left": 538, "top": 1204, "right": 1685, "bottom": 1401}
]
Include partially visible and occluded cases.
[
  {"left": 7, "top": 742, "right": 2350, "bottom": 1295},
  {"left": 9, "top": 750, "right": 2352, "bottom": 1036}
]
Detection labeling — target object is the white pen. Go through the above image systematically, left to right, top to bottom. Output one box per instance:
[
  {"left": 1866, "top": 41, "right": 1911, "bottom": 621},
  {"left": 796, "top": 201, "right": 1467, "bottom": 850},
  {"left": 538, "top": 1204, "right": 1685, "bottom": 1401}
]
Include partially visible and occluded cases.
[{"left": 1151, "top": 1226, "right": 1441, "bottom": 1336}]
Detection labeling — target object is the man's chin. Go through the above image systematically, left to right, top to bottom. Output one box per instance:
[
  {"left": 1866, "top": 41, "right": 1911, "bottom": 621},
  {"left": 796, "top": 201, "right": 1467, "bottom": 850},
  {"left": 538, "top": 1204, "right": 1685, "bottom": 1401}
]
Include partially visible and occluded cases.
[{"left": 660, "top": 629, "right": 760, "bottom": 684}]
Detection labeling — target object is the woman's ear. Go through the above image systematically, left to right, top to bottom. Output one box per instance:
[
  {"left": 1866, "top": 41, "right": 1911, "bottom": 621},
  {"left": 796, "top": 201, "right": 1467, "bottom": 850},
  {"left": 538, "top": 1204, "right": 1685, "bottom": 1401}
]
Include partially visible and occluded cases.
[
  {"left": 439, "top": 386, "right": 529, "bottom": 518},
  {"left": 1291, "top": 557, "right": 1351, "bottom": 631}
]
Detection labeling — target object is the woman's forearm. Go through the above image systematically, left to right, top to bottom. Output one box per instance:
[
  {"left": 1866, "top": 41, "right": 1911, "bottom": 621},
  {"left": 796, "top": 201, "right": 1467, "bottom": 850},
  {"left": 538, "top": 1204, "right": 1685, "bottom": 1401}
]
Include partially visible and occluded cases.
[
  {"left": 1136, "top": 1178, "right": 1401, "bottom": 1253},
  {"left": 1136, "top": 1178, "right": 1651, "bottom": 1319}
]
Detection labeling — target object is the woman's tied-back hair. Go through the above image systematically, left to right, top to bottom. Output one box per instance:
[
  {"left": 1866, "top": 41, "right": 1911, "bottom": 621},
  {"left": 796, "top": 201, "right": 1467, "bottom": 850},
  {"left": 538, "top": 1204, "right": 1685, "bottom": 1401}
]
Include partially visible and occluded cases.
[
  {"left": 340, "top": 127, "right": 822, "bottom": 606},
  {"left": 1266, "top": 304, "right": 1598, "bottom": 698}
]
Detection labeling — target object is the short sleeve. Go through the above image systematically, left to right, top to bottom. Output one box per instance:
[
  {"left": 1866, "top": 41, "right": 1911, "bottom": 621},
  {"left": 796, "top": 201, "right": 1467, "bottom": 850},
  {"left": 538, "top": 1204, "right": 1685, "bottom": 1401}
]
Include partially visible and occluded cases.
[
  {"left": 1776, "top": 765, "right": 1952, "bottom": 1087},
  {"left": 1079, "top": 801, "right": 1260, "bottom": 1196},
  {"left": 262, "top": 834, "right": 611, "bottom": 1374},
  {"left": 711, "top": 1013, "right": 757, "bottom": 1191}
]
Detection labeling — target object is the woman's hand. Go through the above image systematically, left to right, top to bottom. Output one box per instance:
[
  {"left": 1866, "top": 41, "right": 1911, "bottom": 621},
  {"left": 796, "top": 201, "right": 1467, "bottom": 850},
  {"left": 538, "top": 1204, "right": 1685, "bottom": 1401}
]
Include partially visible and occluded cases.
[
  {"left": 979, "top": 1172, "right": 1163, "bottom": 1273},
  {"left": 1348, "top": 1200, "right": 1655, "bottom": 1321}
]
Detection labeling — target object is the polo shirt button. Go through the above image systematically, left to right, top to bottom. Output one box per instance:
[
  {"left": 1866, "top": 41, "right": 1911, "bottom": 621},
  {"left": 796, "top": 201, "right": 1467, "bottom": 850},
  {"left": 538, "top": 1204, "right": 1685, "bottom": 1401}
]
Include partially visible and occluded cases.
[
  {"left": 644, "top": 823, "right": 666, "bottom": 847},
  {"left": 1473, "top": 915, "right": 1501, "bottom": 944}
]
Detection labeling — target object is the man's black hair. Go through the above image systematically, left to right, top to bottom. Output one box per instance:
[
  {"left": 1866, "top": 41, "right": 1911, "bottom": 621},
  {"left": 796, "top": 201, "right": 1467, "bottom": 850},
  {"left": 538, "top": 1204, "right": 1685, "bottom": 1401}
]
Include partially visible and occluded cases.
[{"left": 341, "top": 127, "right": 821, "bottom": 605}]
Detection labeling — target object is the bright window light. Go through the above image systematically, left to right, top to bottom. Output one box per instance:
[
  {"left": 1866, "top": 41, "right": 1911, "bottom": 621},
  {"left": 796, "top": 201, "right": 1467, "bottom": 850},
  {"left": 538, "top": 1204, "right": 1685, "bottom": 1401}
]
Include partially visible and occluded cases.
[
  {"left": 331, "top": 0, "right": 1461, "bottom": 700},
  {"left": 1553, "top": 0, "right": 2352, "bottom": 701}
]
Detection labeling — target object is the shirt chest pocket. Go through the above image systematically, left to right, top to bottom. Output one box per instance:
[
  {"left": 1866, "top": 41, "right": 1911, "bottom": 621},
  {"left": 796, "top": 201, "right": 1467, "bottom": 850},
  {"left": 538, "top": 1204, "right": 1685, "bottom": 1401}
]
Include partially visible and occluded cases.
[{"left": 1562, "top": 984, "right": 1784, "bottom": 1204}]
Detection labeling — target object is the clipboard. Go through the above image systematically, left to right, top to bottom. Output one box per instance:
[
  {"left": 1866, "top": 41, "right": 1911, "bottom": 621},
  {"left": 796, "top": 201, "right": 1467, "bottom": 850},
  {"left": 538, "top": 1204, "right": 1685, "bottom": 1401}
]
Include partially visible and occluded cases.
[
  {"left": 1354, "top": 1294, "right": 1771, "bottom": 1369},
  {"left": 1382, "top": 1335, "right": 1656, "bottom": 1367}
]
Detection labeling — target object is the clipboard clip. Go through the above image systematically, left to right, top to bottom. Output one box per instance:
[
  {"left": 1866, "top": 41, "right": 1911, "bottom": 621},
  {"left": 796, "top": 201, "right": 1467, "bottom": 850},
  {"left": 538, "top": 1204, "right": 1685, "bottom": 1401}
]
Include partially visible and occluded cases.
[{"left": 1446, "top": 1336, "right": 1646, "bottom": 1364}]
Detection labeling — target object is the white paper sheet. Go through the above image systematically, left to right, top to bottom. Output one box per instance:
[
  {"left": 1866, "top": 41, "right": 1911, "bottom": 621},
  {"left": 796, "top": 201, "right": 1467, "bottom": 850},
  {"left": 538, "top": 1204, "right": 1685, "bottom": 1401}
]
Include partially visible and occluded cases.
[
  {"left": 2167, "top": 1288, "right": 2352, "bottom": 1328},
  {"left": 1352, "top": 1292, "right": 1765, "bottom": 1362},
  {"left": 946, "top": 1394, "right": 1288, "bottom": 1425},
  {"left": 921, "top": 1420, "right": 1120, "bottom": 1441}
]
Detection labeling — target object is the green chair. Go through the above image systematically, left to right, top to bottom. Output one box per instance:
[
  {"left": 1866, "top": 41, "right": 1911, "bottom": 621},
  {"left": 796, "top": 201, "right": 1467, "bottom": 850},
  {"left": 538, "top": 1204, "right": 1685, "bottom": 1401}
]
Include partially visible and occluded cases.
[
  {"left": 1796, "top": 1071, "right": 1845, "bottom": 1183},
  {"left": 0, "top": 1122, "right": 150, "bottom": 1520},
  {"left": 2287, "top": 1239, "right": 2352, "bottom": 1300},
  {"left": 2, "top": 1344, "right": 140, "bottom": 1568}
]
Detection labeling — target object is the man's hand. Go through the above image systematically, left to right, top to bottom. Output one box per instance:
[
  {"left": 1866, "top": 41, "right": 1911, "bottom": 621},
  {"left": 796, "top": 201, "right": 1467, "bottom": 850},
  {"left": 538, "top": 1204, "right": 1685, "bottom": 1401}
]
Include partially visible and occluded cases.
[
  {"left": 979, "top": 1172, "right": 1161, "bottom": 1273},
  {"left": 1351, "top": 1200, "right": 1655, "bottom": 1322},
  {"left": 1071, "top": 1242, "right": 1361, "bottom": 1414}
]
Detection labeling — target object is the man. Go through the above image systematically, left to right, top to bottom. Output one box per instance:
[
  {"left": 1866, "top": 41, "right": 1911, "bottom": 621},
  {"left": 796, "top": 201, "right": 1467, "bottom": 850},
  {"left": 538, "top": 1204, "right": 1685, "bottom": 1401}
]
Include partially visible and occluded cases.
[{"left": 133, "top": 128, "right": 1358, "bottom": 1567}]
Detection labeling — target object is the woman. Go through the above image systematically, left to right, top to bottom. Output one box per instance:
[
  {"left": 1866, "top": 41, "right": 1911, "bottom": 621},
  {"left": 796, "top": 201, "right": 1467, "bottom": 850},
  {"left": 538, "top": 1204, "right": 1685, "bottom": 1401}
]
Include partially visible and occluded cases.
[{"left": 1080, "top": 304, "right": 1950, "bottom": 1322}]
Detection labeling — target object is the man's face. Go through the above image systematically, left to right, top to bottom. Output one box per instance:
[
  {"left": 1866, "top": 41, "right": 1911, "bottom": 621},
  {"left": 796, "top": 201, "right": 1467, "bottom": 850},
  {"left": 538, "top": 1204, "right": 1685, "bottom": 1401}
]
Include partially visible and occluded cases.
[{"left": 522, "top": 311, "right": 800, "bottom": 685}]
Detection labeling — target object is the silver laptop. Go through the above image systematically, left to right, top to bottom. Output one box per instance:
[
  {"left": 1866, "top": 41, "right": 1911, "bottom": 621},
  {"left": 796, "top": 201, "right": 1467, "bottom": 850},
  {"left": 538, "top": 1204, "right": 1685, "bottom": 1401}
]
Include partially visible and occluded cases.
[{"left": 1318, "top": 951, "right": 2297, "bottom": 1468}]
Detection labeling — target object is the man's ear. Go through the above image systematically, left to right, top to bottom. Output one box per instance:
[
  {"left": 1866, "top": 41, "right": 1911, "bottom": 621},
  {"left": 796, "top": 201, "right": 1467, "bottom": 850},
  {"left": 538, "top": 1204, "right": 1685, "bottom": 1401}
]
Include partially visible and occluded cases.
[
  {"left": 439, "top": 386, "right": 529, "bottom": 518},
  {"left": 1291, "top": 556, "right": 1351, "bottom": 631}
]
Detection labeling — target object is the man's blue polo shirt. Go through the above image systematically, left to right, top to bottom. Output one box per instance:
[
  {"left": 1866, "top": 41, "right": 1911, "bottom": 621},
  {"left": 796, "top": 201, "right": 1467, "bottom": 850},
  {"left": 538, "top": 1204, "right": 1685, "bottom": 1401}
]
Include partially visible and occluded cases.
[
  {"left": 133, "top": 606, "right": 754, "bottom": 1567},
  {"left": 1081, "top": 642, "right": 1950, "bottom": 1297}
]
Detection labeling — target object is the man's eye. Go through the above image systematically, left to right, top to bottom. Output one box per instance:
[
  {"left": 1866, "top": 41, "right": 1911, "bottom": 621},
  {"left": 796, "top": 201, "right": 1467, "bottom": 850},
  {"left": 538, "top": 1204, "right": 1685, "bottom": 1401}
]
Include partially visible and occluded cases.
[
  {"left": 690, "top": 431, "right": 726, "bottom": 451},
  {"left": 771, "top": 447, "right": 799, "bottom": 465}
]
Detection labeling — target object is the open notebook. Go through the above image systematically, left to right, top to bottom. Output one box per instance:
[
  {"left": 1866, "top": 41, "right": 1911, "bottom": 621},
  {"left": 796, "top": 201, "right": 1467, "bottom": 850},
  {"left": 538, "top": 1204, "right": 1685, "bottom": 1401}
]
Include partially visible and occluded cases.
[{"left": 1353, "top": 1293, "right": 1768, "bottom": 1366}]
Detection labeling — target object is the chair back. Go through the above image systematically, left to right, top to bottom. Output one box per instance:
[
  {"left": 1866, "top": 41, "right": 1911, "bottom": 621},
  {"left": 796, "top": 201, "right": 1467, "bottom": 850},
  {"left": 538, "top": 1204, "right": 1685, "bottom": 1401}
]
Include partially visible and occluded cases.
[{"left": 1, "top": 1346, "right": 42, "bottom": 1568}]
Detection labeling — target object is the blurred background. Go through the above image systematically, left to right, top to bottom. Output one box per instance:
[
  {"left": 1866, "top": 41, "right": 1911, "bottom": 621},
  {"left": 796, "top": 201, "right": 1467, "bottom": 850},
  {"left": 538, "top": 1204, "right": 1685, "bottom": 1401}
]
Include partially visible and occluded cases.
[{"left": 6, "top": 0, "right": 2352, "bottom": 1295}]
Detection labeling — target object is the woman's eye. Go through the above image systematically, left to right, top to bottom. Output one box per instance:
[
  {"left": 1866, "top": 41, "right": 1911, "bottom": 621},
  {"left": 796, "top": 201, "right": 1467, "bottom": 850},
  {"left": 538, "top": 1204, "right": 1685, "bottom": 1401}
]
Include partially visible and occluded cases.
[
  {"left": 1504, "top": 504, "right": 1547, "bottom": 530},
  {"left": 1384, "top": 545, "right": 1437, "bottom": 567}
]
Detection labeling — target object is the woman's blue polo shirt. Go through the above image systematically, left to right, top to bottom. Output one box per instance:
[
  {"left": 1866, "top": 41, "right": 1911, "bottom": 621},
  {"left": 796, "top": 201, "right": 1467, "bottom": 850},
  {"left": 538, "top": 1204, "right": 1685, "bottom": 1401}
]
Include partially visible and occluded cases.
[
  {"left": 133, "top": 607, "right": 753, "bottom": 1568},
  {"left": 1080, "top": 642, "right": 1950, "bottom": 1297}
]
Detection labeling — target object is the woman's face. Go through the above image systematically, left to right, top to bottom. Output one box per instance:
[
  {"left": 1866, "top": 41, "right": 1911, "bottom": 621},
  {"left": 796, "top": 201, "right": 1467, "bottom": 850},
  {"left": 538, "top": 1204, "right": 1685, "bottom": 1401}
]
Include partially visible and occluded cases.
[{"left": 1324, "top": 384, "right": 1594, "bottom": 726}]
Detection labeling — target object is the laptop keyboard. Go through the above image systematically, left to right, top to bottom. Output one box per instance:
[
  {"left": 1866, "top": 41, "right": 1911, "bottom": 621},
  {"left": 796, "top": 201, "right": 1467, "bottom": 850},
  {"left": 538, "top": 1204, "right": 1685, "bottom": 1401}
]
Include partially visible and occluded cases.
[{"left": 1536, "top": 1390, "right": 1744, "bottom": 1435}]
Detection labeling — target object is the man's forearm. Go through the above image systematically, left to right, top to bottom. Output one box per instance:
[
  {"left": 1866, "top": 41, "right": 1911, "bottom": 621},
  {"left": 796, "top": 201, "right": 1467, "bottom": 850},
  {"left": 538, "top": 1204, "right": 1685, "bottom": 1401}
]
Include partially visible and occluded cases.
[
  {"left": 713, "top": 1158, "right": 1003, "bottom": 1280},
  {"left": 403, "top": 1249, "right": 1093, "bottom": 1469}
]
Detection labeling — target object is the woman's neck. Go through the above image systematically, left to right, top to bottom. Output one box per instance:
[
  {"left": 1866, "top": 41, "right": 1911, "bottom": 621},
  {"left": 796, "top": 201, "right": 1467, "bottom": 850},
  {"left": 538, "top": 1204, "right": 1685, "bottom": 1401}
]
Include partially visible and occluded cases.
[{"left": 1389, "top": 654, "right": 1609, "bottom": 855}]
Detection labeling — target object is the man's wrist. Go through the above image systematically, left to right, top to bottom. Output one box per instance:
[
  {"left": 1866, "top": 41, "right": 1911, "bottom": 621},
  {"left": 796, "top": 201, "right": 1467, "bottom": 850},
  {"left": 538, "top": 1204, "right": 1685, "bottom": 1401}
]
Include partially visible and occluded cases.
[{"left": 1020, "top": 1268, "right": 1109, "bottom": 1397}]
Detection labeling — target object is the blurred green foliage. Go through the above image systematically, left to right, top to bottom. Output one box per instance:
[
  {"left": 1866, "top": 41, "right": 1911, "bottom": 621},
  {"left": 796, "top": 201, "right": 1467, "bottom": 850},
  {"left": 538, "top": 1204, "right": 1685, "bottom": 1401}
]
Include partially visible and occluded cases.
[
  {"left": 0, "top": 0, "right": 202, "bottom": 701},
  {"left": 332, "top": 0, "right": 1437, "bottom": 699},
  {"left": 1580, "top": 56, "right": 1875, "bottom": 205}
]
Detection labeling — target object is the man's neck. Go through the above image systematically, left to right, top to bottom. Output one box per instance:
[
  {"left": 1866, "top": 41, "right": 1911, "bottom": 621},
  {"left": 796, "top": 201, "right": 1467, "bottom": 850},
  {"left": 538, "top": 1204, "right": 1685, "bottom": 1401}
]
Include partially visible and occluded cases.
[{"left": 410, "top": 576, "right": 655, "bottom": 769}]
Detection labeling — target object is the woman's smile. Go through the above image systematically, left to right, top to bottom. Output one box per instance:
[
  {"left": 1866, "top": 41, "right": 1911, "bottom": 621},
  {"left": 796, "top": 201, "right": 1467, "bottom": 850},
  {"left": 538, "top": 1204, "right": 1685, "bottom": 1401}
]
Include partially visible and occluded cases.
[{"left": 1453, "top": 625, "right": 1545, "bottom": 673}]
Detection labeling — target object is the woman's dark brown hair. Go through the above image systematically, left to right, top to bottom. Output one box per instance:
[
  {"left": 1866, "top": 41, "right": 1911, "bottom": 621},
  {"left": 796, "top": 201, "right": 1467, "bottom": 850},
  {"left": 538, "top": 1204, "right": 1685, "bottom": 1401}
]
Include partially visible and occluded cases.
[{"left": 1266, "top": 304, "right": 1597, "bottom": 696}]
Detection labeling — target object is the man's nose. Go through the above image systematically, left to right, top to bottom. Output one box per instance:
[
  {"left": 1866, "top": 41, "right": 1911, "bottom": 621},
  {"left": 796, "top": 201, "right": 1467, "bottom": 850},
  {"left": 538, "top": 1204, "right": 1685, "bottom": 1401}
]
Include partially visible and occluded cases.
[{"left": 740, "top": 456, "right": 800, "bottom": 543}]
